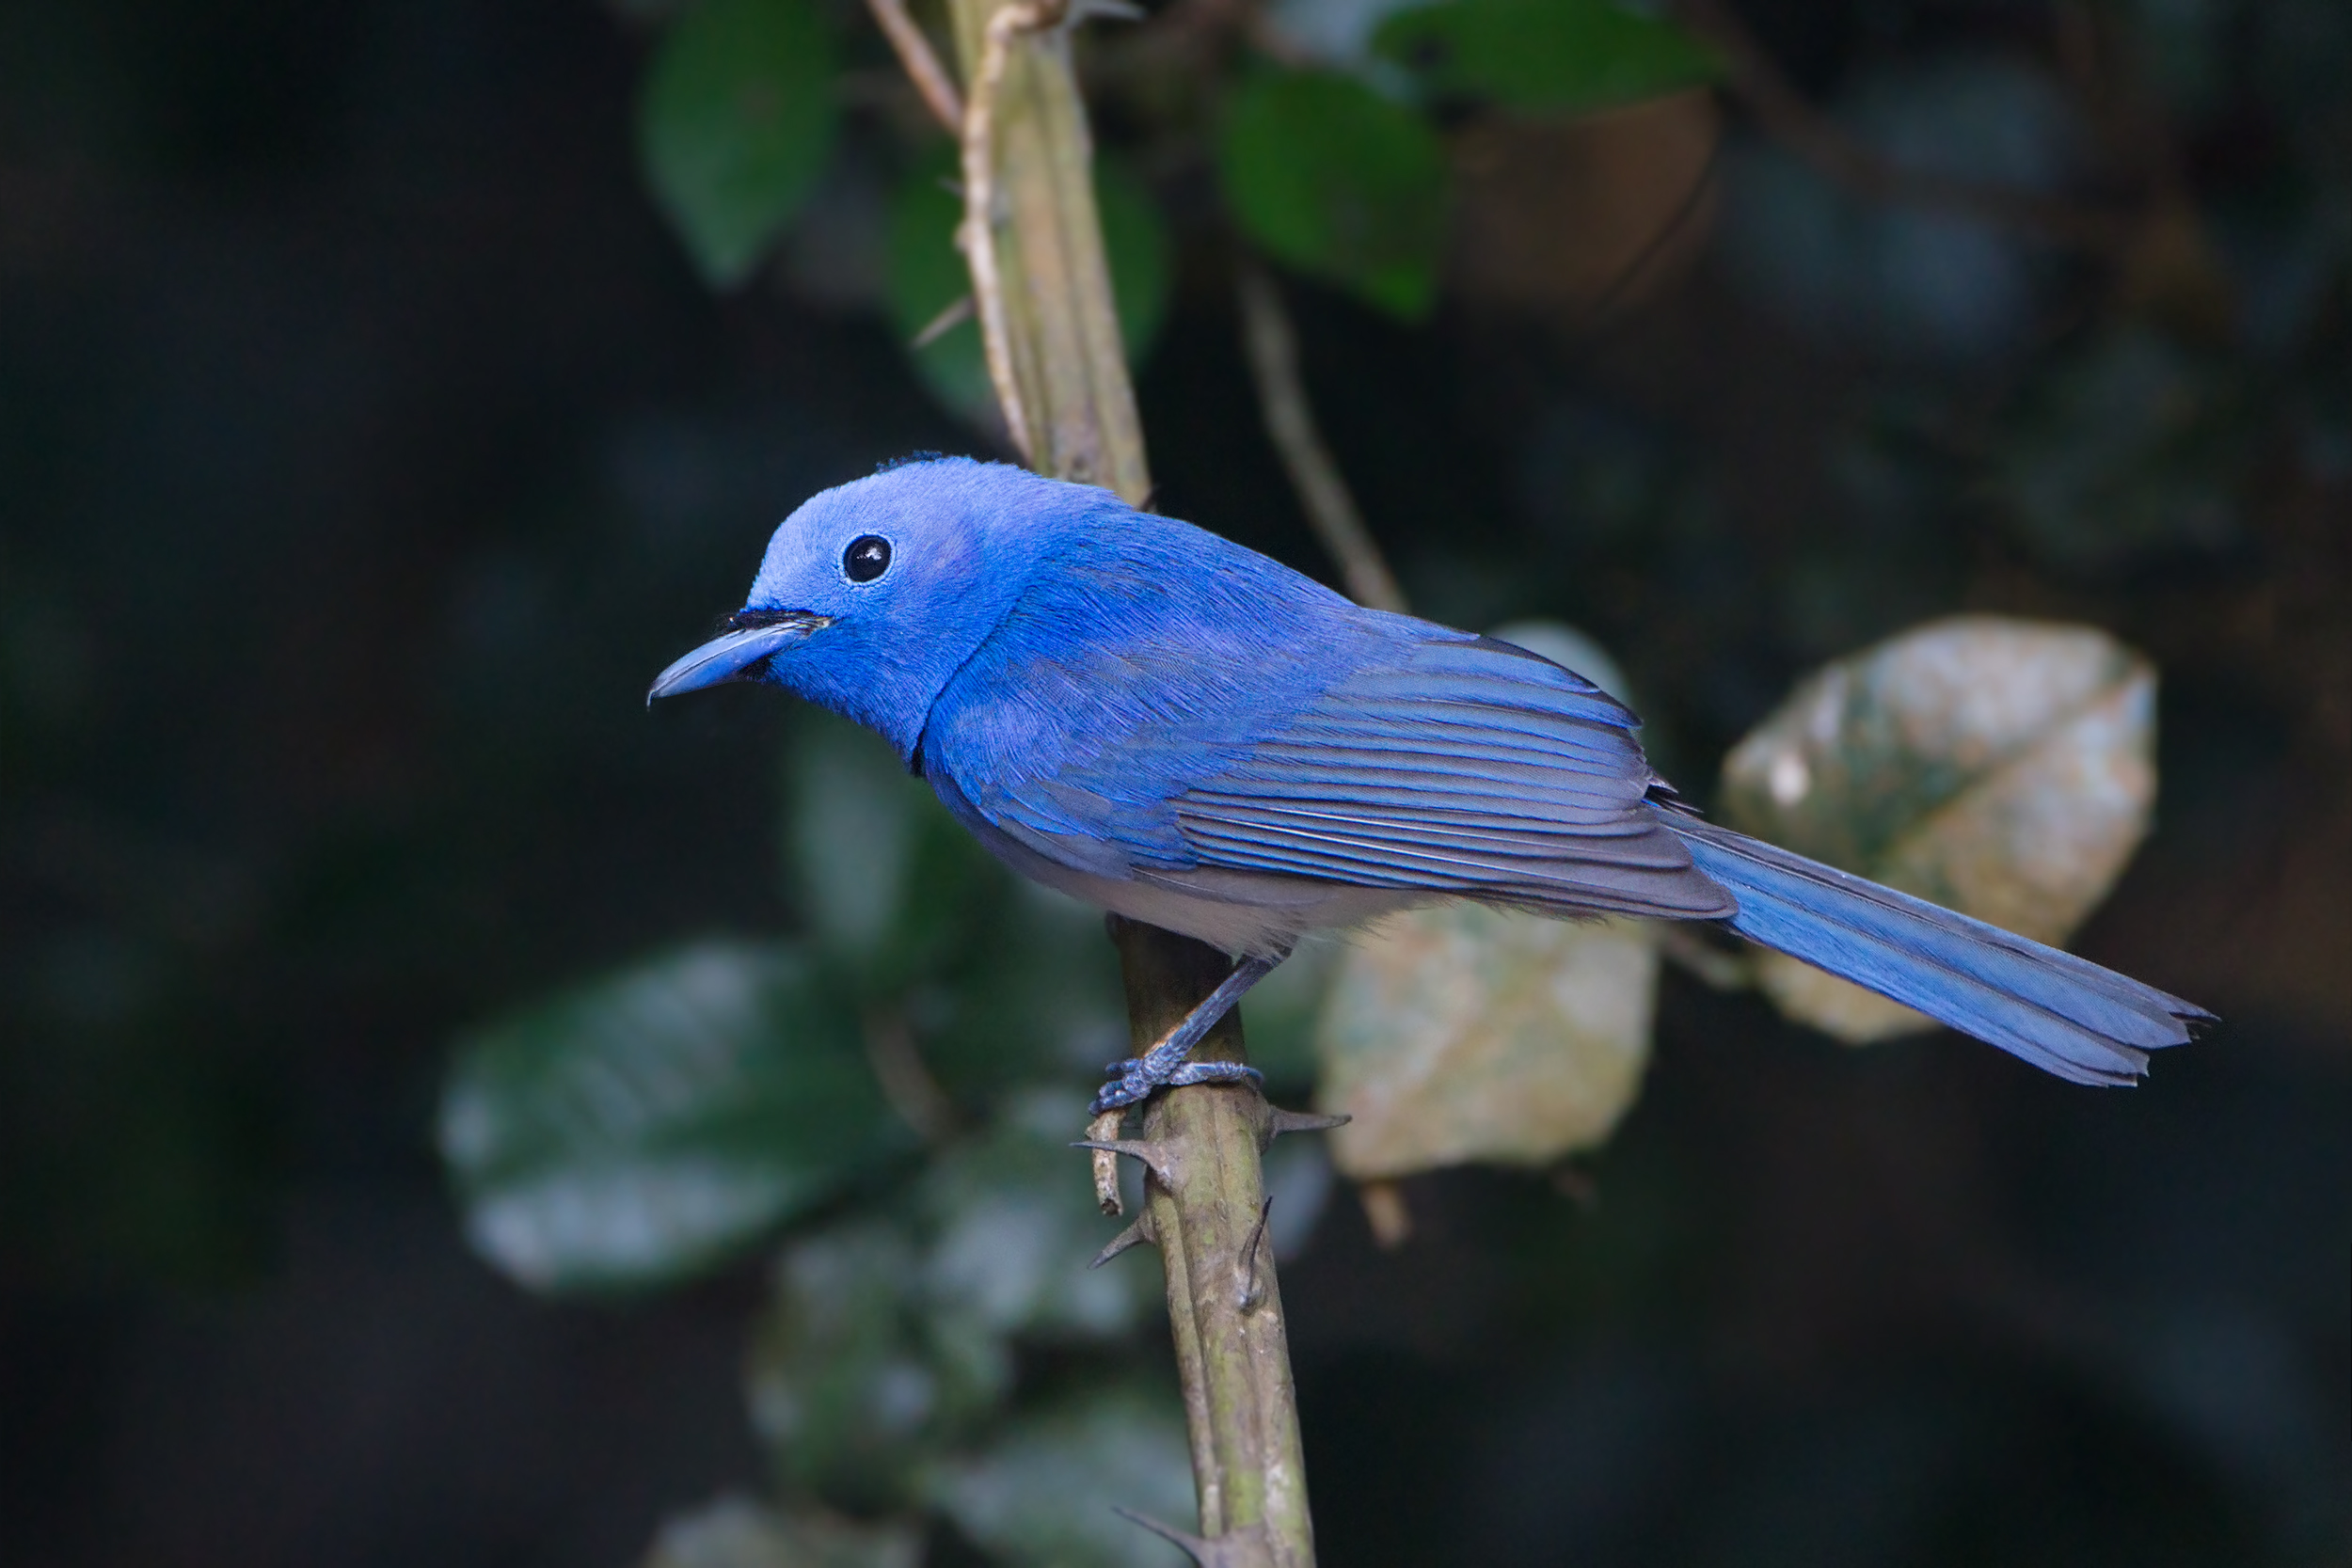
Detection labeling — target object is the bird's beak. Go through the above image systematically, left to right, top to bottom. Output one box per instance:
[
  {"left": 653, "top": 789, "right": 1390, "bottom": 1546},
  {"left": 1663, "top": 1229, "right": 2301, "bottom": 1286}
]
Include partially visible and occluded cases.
[{"left": 646, "top": 612, "right": 832, "bottom": 705}]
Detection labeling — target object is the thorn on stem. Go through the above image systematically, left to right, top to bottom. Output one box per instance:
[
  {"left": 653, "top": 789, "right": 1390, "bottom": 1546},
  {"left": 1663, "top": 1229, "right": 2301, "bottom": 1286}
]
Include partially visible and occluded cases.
[
  {"left": 1264, "top": 1104, "right": 1350, "bottom": 1140},
  {"left": 1073, "top": 1136, "right": 1179, "bottom": 1187},
  {"left": 1235, "top": 1196, "right": 1273, "bottom": 1312},
  {"left": 1090, "top": 1213, "right": 1157, "bottom": 1268},
  {"left": 1109, "top": 1507, "right": 1255, "bottom": 1567}
]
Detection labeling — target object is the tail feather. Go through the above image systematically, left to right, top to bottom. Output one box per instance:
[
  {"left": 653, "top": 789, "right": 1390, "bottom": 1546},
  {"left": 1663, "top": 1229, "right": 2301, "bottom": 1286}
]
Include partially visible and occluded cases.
[{"left": 1663, "top": 815, "right": 2211, "bottom": 1085}]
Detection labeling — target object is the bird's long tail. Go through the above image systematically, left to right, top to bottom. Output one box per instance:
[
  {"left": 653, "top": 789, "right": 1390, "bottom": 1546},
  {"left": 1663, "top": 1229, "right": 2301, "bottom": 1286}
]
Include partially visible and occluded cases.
[{"left": 1661, "top": 815, "right": 2210, "bottom": 1085}]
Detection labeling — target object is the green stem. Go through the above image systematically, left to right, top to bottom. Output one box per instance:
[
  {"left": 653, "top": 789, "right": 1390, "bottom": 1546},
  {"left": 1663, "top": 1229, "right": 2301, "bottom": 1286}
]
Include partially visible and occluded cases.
[
  {"left": 946, "top": 0, "right": 1150, "bottom": 503},
  {"left": 933, "top": 4, "right": 1315, "bottom": 1559},
  {"left": 1112, "top": 921, "right": 1316, "bottom": 1568}
]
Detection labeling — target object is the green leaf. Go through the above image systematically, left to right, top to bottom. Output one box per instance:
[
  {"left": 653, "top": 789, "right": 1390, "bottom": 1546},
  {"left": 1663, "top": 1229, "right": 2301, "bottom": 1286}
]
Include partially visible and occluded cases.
[
  {"left": 639, "top": 0, "right": 839, "bottom": 288},
  {"left": 1374, "top": 0, "right": 1720, "bottom": 114},
  {"left": 1217, "top": 70, "right": 1450, "bottom": 320},
  {"left": 886, "top": 153, "right": 1173, "bottom": 423},
  {"left": 1095, "top": 154, "right": 1175, "bottom": 364},
  {"left": 884, "top": 166, "right": 991, "bottom": 421},
  {"left": 1717, "top": 616, "right": 2158, "bottom": 1042},
  {"left": 782, "top": 708, "right": 1114, "bottom": 1098},
  {"left": 786, "top": 708, "right": 1000, "bottom": 992},
  {"left": 913, "top": 875, "right": 1130, "bottom": 1102},
  {"left": 1316, "top": 904, "right": 1658, "bottom": 1179},
  {"left": 438, "top": 941, "right": 911, "bottom": 1293},
  {"left": 917, "top": 1090, "right": 1158, "bottom": 1343},
  {"left": 742, "top": 1094, "right": 1158, "bottom": 1512},
  {"left": 750, "top": 1216, "right": 1009, "bottom": 1509},
  {"left": 927, "top": 1384, "right": 1197, "bottom": 1568},
  {"left": 641, "top": 1495, "right": 920, "bottom": 1568}
]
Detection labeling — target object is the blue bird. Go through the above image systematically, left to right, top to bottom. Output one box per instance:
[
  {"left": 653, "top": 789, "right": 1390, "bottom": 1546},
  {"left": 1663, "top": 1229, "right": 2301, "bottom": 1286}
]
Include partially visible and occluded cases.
[{"left": 651, "top": 456, "right": 2209, "bottom": 1111}]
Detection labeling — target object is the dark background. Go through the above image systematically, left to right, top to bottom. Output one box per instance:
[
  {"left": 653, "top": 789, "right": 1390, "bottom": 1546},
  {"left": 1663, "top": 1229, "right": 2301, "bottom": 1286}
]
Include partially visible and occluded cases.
[{"left": 2, "top": 0, "right": 2345, "bottom": 1563}]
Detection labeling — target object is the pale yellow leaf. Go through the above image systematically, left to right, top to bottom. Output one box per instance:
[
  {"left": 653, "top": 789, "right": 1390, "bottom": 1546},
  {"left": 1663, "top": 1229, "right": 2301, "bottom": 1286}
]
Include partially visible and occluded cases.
[{"left": 1314, "top": 904, "right": 1658, "bottom": 1180}]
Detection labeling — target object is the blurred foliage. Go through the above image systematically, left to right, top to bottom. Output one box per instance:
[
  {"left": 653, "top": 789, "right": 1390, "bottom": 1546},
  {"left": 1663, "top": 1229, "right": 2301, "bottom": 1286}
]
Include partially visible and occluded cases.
[
  {"left": 6, "top": 0, "right": 2349, "bottom": 1560},
  {"left": 453, "top": 0, "right": 2333, "bottom": 1555},
  {"left": 624, "top": 0, "right": 1713, "bottom": 354},
  {"left": 639, "top": 0, "right": 839, "bottom": 286},
  {"left": 1373, "top": 0, "right": 1720, "bottom": 114},
  {"left": 1722, "top": 54, "right": 2080, "bottom": 360},
  {"left": 1216, "top": 69, "right": 1451, "bottom": 319},
  {"left": 1993, "top": 326, "right": 2250, "bottom": 572},
  {"left": 444, "top": 714, "right": 1192, "bottom": 1558},
  {"left": 440, "top": 940, "right": 912, "bottom": 1292},
  {"left": 923, "top": 1385, "right": 1196, "bottom": 1568},
  {"left": 644, "top": 1496, "right": 922, "bottom": 1568}
]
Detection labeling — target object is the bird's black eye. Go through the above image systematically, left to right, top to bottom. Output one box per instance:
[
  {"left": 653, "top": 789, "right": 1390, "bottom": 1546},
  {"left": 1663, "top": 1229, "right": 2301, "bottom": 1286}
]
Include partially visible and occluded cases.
[{"left": 843, "top": 535, "right": 892, "bottom": 583}]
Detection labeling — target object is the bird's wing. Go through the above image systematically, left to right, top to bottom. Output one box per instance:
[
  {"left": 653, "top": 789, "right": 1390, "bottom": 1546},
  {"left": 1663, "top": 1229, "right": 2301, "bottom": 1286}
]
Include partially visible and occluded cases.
[
  {"left": 932, "top": 619, "right": 1731, "bottom": 921},
  {"left": 1165, "top": 635, "right": 1733, "bottom": 918}
]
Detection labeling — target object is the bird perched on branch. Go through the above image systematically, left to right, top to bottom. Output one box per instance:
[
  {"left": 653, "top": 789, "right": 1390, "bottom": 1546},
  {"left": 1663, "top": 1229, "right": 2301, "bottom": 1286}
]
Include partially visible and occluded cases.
[{"left": 651, "top": 455, "right": 2208, "bottom": 1111}]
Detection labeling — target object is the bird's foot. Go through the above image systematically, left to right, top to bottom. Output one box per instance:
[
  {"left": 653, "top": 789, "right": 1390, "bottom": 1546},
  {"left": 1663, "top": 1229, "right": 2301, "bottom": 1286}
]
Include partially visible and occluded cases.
[
  {"left": 1084, "top": 952, "right": 1283, "bottom": 1114},
  {"left": 1089, "top": 1059, "right": 1262, "bottom": 1113},
  {"left": 1167, "top": 1061, "right": 1263, "bottom": 1090}
]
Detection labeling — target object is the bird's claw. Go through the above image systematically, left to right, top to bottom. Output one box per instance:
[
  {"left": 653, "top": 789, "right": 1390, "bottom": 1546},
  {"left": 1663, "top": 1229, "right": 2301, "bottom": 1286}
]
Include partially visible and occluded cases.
[
  {"left": 1086, "top": 952, "right": 1283, "bottom": 1113},
  {"left": 1089, "top": 1059, "right": 1262, "bottom": 1113},
  {"left": 1168, "top": 1061, "right": 1263, "bottom": 1090}
]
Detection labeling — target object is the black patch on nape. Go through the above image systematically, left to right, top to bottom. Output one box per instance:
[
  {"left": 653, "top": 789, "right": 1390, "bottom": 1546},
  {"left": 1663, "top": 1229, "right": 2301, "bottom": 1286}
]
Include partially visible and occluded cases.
[
  {"left": 874, "top": 451, "right": 947, "bottom": 473},
  {"left": 728, "top": 607, "right": 804, "bottom": 630}
]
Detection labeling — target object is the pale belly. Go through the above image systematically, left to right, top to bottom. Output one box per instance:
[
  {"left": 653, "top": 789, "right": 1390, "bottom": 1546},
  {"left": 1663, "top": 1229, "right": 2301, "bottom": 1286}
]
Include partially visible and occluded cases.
[{"left": 963, "top": 809, "right": 1430, "bottom": 958}]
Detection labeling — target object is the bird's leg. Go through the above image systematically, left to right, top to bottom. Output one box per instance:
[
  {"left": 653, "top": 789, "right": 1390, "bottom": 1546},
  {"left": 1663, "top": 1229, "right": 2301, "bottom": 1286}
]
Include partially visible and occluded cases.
[{"left": 1089, "top": 952, "right": 1283, "bottom": 1113}]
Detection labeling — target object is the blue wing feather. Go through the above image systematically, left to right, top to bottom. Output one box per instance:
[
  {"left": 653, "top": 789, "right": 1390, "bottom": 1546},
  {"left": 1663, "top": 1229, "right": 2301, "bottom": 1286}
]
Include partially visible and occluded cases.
[{"left": 921, "top": 526, "right": 1731, "bottom": 919}]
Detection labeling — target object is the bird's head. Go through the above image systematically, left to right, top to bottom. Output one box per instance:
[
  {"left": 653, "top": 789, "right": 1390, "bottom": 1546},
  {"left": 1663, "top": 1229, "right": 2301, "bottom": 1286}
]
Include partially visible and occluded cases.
[{"left": 647, "top": 454, "right": 1117, "bottom": 760}]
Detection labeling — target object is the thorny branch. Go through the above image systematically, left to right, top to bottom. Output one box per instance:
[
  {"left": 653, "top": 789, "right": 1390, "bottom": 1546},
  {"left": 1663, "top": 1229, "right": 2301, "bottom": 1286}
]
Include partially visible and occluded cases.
[{"left": 898, "top": 1, "right": 1321, "bottom": 1557}]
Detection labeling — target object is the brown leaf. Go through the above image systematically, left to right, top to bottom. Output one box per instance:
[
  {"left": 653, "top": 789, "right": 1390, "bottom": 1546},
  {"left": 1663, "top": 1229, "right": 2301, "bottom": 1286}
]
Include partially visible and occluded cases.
[{"left": 1448, "top": 92, "right": 1720, "bottom": 322}]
